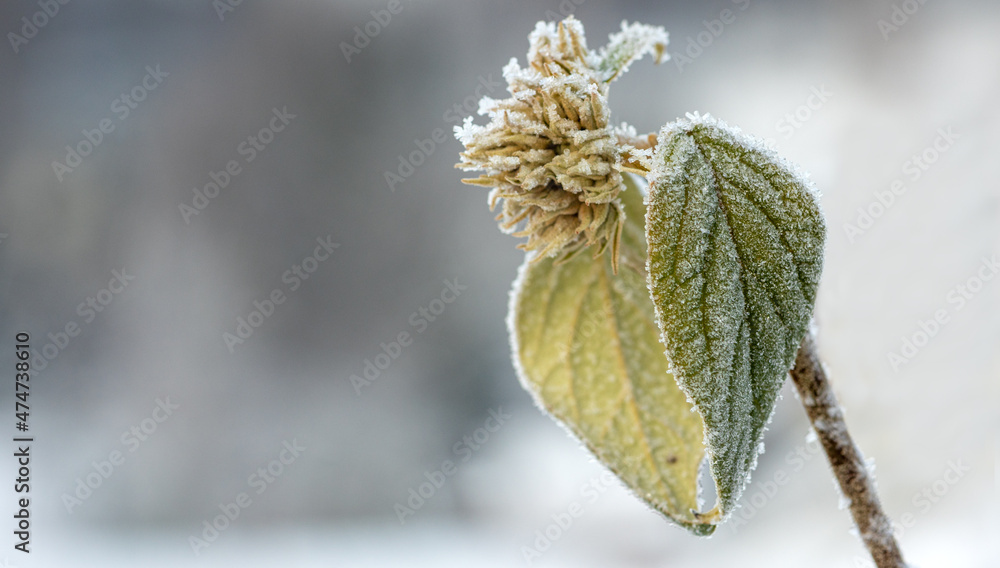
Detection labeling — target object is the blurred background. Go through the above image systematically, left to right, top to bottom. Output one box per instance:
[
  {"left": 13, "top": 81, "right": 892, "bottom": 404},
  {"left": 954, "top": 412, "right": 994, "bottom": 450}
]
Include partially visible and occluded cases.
[{"left": 0, "top": 0, "right": 997, "bottom": 566}]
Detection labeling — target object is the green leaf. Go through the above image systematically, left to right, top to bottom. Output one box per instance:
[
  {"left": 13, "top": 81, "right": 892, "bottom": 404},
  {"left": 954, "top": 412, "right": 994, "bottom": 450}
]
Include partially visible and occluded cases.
[
  {"left": 644, "top": 114, "right": 826, "bottom": 518},
  {"left": 510, "top": 173, "right": 717, "bottom": 535}
]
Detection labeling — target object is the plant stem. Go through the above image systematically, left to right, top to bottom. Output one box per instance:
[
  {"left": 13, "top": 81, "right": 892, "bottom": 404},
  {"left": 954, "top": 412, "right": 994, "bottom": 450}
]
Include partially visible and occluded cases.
[{"left": 789, "top": 331, "right": 907, "bottom": 568}]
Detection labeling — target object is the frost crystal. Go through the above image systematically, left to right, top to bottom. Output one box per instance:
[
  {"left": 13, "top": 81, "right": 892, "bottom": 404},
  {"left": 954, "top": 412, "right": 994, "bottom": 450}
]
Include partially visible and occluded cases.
[
  {"left": 454, "top": 16, "right": 668, "bottom": 270},
  {"left": 596, "top": 20, "right": 669, "bottom": 81}
]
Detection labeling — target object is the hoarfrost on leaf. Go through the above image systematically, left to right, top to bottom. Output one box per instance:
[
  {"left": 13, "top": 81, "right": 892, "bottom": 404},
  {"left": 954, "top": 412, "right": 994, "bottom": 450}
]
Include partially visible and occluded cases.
[
  {"left": 457, "top": 14, "right": 903, "bottom": 564},
  {"left": 594, "top": 20, "right": 669, "bottom": 82},
  {"left": 644, "top": 113, "right": 826, "bottom": 519},
  {"left": 508, "top": 174, "right": 718, "bottom": 535}
]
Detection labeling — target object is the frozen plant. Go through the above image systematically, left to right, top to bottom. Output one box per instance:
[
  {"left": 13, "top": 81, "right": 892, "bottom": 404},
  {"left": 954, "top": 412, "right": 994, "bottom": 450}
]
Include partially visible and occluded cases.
[{"left": 455, "top": 16, "right": 906, "bottom": 568}]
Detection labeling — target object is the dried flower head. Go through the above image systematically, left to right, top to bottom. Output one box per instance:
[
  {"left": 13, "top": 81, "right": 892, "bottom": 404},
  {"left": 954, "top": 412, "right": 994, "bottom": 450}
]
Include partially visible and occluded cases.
[{"left": 455, "top": 16, "right": 668, "bottom": 271}]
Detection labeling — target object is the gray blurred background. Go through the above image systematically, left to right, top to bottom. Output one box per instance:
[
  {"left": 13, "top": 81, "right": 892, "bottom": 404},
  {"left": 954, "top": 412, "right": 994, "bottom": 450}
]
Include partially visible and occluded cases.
[{"left": 0, "top": 0, "right": 997, "bottom": 566}]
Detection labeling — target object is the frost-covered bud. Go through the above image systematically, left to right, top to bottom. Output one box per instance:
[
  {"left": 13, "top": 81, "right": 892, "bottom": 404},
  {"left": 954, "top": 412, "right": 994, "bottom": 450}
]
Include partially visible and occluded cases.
[{"left": 455, "top": 16, "right": 668, "bottom": 271}]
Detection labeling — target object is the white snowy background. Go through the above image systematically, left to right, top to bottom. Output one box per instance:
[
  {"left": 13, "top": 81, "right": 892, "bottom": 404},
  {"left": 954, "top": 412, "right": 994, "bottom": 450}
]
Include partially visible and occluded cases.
[{"left": 0, "top": 0, "right": 997, "bottom": 566}]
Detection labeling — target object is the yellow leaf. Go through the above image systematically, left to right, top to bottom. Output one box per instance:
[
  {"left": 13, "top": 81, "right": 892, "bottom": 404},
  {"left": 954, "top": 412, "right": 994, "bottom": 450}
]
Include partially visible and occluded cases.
[{"left": 510, "top": 174, "right": 718, "bottom": 534}]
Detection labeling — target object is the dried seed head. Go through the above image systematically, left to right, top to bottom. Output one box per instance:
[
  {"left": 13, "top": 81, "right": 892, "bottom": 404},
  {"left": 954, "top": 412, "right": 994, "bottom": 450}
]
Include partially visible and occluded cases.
[{"left": 455, "top": 16, "right": 668, "bottom": 271}]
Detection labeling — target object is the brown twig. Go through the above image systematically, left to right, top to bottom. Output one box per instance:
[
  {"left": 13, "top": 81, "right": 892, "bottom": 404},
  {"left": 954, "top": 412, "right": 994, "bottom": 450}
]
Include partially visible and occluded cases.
[{"left": 789, "top": 331, "right": 907, "bottom": 568}]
